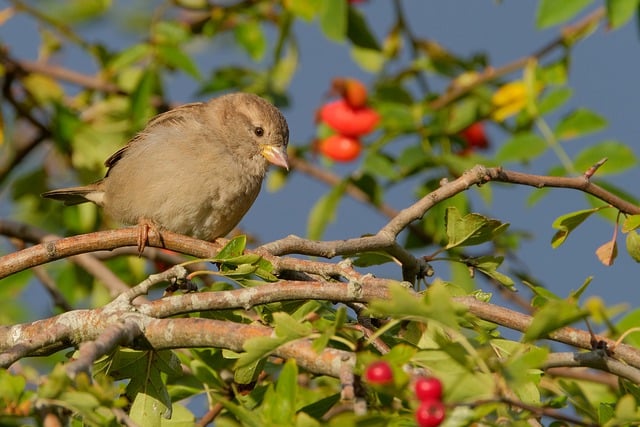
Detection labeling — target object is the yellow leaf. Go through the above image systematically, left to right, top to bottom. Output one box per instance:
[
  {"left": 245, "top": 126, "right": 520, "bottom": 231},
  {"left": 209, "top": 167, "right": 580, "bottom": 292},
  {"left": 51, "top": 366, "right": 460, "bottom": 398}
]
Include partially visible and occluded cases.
[
  {"left": 23, "top": 74, "right": 64, "bottom": 103},
  {"left": 491, "top": 81, "right": 528, "bottom": 122},
  {"left": 595, "top": 240, "right": 617, "bottom": 266},
  {"left": 584, "top": 296, "right": 605, "bottom": 322}
]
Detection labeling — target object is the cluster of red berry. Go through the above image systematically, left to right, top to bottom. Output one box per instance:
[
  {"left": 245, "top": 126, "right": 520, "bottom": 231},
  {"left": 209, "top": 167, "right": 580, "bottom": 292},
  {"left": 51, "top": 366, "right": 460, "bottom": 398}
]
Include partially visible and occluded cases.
[
  {"left": 316, "top": 77, "right": 491, "bottom": 162},
  {"left": 317, "top": 78, "right": 380, "bottom": 162},
  {"left": 457, "top": 121, "right": 490, "bottom": 156},
  {"left": 364, "top": 361, "right": 446, "bottom": 427}
]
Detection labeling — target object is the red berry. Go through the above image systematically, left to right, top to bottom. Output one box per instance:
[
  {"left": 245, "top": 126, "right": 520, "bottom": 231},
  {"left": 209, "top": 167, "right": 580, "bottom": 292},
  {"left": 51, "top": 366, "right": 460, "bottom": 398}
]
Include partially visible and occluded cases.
[
  {"left": 332, "top": 77, "right": 369, "bottom": 109},
  {"left": 319, "top": 99, "right": 380, "bottom": 137},
  {"left": 459, "top": 122, "right": 489, "bottom": 150},
  {"left": 318, "top": 134, "right": 362, "bottom": 162},
  {"left": 364, "top": 360, "right": 393, "bottom": 385},
  {"left": 414, "top": 376, "right": 443, "bottom": 401},
  {"left": 415, "top": 399, "right": 445, "bottom": 427}
]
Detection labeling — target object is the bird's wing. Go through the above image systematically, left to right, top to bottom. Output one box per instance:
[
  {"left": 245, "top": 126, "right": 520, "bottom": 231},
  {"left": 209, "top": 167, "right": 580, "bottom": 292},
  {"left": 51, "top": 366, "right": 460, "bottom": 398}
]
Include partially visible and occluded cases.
[{"left": 104, "top": 102, "right": 206, "bottom": 171}]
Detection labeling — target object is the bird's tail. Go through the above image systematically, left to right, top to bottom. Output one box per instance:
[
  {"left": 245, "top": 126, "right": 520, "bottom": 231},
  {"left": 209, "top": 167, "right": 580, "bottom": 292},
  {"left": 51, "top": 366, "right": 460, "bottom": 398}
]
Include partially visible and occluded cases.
[{"left": 42, "top": 184, "right": 103, "bottom": 206}]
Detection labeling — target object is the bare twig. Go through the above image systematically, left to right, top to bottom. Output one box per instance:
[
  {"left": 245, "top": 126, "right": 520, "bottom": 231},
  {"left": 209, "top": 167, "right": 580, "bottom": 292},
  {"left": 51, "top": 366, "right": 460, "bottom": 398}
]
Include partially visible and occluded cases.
[
  {"left": 428, "top": 7, "right": 606, "bottom": 110},
  {"left": 544, "top": 351, "right": 640, "bottom": 384}
]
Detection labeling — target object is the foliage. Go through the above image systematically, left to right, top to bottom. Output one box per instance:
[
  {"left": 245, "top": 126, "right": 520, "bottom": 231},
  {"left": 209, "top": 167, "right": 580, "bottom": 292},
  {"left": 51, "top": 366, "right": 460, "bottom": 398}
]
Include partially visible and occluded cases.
[{"left": 1, "top": 1, "right": 640, "bottom": 426}]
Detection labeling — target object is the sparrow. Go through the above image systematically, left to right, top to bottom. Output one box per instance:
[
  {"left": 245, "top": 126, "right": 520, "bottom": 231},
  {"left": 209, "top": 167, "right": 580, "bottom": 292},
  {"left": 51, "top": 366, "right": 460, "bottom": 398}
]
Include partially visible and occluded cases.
[{"left": 43, "top": 92, "right": 290, "bottom": 252}]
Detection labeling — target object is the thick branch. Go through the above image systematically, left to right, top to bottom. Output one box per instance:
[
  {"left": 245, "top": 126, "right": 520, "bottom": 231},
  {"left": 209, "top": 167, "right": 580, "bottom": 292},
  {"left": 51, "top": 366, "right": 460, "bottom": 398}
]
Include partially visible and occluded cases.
[{"left": 143, "top": 318, "right": 354, "bottom": 379}]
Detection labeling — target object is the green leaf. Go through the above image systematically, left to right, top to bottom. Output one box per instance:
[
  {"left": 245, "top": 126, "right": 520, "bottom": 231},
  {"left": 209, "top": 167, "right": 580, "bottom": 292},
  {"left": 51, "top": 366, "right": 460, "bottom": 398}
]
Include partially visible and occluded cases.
[
  {"left": 46, "top": 0, "right": 111, "bottom": 23},
  {"left": 285, "top": 0, "right": 321, "bottom": 21},
  {"left": 319, "top": 0, "right": 347, "bottom": 41},
  {"left": 536, "top": 0, "right": 594, "bottom": 28},
  {"left": 606, "top": 0, "right": 640, "bottom": 29},
  {"left": 346, "top": 7, "right": 380, "bottom": 50},
  {"left": 234, "top": 20, "right": 267, "bottom": 61},
  {"left": 152, "top": 21, "right": 191, "bottom": 45},
  {"left": 107, "top": 43, "right": 151, "bottom": 72},
  {"left": 271, "top": 44, "right": 298, "bottom": 93},
  {"left": 156, "top": 45, "right": 201, "bottom": 79},
  {"left": 351, "top": 46, "right": 385, "bottom": 72},
  {"left": 539, "top": 58, "right": 570, "bottom": 85},
  {"left": 130, "top": 69, "right": 157, "bottom": 130},
  {"left": 537, "top": 87, "right": 572, "bottom": 114},
  {"left": 445, "top": 98, "right": 479, "bottom": 134},
  {"left": 377, "top": 101, "right": 419, "bottom": 132},
  {"left": 52, "top": 103, "right": 82, "bottom": 153},
  {"left": 555, "top": 108, "right": 607, "bottom": 140},
  {"left": 495, "top": 132, "right": 547, "bottom": 163},
  {"left": 574, "top": 140, "right": 637, "bottom": 175},
  {"left": 397, "top": 144, "right": 429, "bottom": 175},
  {"left": 362, "top": 152, "right": 397, "bottom": 180},
  {"left": 266, "top": 168, "right": 289, "bottom": 192},
  {"left": 351, "top": 173, "right": 383, "bottom": 205},
  {"left": 307, "top": 179, "right": 348, "bottom": 240},
  {"left": 445, "top": 207, "right": 509, "bottom": 249},
  {"left": 551, "top": 207, "right": 603, "bottom": 248},
  {"left": 622, "top": 215, "right": 640, "bottom": 233},
  {"left": 626, "top": 231, "right": 640, "bottom": 263},
  {"left": 216, "top": 235, "right": 247, "bottom": 259},
  {"left": 350, "top": 251, "right": 396, "bottom": 268},
  {"left": 220, "top": 254, "right": 262, "bottom": 266},
  {"left": 470, "top": 256, "right": 515, "bottom": 289},
  {"left": 569, "top": 276, "right": 593, "bottom": 301},
  {"left": 521, "top": 281, "right": 563, "bottom": 307},
  {"left": 368, "top": 283, "right": 467, "bottom": 329},
  {"left": 524, "top": 299, "right": 587, "bottom": 341},
  {"left": 615, "top": 308, "right": 640, "bottom": 347},
  {"left": 274, "top": 312, "right": 313, "bottom": 339},
  {"left": 237, "top": 336, "right": 286, "bottom": 370},
  {"left": 101, "top": 349, "right": 180, "bottom": 422},
  {"left": 234, "top": 358, "right": 266, "bottom": 385},
  {"left": 269, "top": 359, "right": 298, "bottom": 424},
  {"left": 130, "top": 391, "right": 165, "bottom": 426},
  {"left": 299, "top": 394, "right": 341, "bottom": 419}
]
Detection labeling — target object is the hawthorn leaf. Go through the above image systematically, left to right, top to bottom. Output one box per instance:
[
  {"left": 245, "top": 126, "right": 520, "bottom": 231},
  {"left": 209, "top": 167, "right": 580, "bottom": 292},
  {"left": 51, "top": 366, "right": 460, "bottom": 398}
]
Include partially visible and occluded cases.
[
  {"left": 319, "top": 0, "right": 347, "bottom": 41},
  {"left": 536, "top": 0, "right": 593, "bottom": 28},
  {"left": 606, "top": 0, "right": 640, "bottom": 29},
  {"left": 555, "top": 108, "right": 606, "bottom": 140},
  {"left": 495, "top": 132, "right": 547, "bottom": 163},
  {"left": 574, "top": 140, "right": 637, "bottom": 175},
  {"left": 307, "top": 179, "right": 348, "bottom": 240},
  {"left": 445, "top": 207, "right": 509, "bottom": 249},
  {"left": 551, "top": 207, "right": 603, "bottom": 248},
  {"left": 622, "top": 215, "right": 640, "bottom": 233},
  {"left": 626, "top": 231, "right": 640, "bottom": 263},
  {"left": 216, "top": 235, "right": 247, "bottom": 259},
  {"left": 595, "top": 239, "right": 617, "bottom": 266},
  {"left": 471, "top": 256, "right": 515, "bottom": 289},
  {"left": 524, "top": 299, "right": 587, "bottom": 342}
]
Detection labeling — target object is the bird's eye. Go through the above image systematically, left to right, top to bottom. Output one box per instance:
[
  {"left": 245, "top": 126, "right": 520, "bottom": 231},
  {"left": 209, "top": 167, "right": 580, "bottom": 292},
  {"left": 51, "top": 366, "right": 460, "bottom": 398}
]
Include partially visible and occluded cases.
[{"left": 254, "top": 127, "right": 265, "bottom": 137}]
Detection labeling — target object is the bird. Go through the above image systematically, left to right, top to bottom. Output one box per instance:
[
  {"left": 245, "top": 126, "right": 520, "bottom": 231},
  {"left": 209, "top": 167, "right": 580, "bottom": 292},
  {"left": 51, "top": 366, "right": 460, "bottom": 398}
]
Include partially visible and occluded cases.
[{"left": 42, "top": 92, "right": 290, "bottom": 253}]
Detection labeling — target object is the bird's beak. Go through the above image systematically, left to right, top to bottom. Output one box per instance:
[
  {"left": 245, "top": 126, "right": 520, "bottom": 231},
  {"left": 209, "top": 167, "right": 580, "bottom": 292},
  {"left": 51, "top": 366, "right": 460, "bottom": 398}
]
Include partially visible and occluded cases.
[{"left": 261, "top": 145, "right": 290, "bottom": 171}]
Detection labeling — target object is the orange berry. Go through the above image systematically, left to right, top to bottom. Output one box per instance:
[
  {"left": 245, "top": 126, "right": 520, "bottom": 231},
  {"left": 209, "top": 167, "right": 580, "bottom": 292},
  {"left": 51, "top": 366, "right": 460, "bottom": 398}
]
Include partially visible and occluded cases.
[
  {"left": 332, "top": 78, "right": 369, "bottom": 109},
  {"left": 319, "top": 99, "right": 379, "bottom": 137},
  {"left": 319, "top": 134, "right": 362, "bottom": 162}
]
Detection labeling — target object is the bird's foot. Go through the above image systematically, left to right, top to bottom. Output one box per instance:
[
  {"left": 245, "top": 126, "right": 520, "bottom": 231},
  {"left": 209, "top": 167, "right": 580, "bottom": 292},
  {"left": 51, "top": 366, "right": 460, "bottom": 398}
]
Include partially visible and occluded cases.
[{"left": 137, "top": 218, "right": 162, "bottom": 255}]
